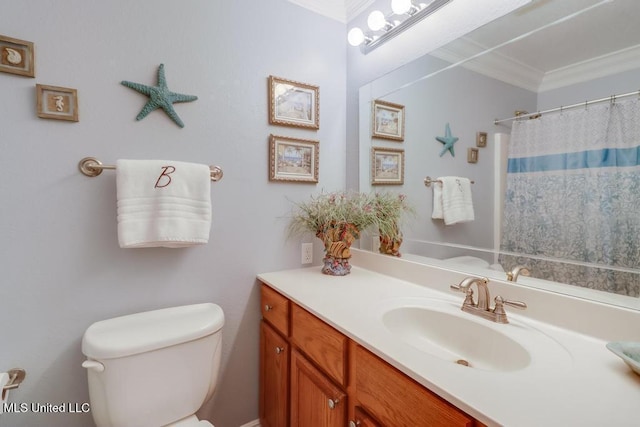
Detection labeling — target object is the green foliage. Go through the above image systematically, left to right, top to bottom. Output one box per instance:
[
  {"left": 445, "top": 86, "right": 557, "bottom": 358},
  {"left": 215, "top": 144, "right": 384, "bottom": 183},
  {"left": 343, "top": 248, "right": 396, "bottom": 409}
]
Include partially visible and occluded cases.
[
  {"left": 288, "top": 190, "right": 414, "bottom": 240},
  {"left": 288, "top": 191, "right": 378, "bottom": 238},
  {"left": 372, "top": 191, "right": 415, "bottom": 239}
]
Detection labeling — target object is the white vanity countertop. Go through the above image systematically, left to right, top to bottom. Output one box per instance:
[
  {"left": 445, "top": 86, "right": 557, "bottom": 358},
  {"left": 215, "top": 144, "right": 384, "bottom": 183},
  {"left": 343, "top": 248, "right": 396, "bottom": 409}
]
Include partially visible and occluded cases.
[{"left": 257, "top": 251, "right": 640, "bottom": 427}]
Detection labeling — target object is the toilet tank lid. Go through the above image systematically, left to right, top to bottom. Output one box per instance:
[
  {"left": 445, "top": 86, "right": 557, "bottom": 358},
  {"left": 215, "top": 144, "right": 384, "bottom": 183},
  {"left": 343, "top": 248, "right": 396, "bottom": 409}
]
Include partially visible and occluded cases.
[{"left": 82, "top": 303, "right": 224, "bottom": 359}]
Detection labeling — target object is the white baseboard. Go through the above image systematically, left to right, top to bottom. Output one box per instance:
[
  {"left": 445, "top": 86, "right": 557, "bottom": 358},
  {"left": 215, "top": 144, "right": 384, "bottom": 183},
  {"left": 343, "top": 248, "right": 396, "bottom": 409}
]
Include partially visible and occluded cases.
[{"left": 238, "top": 420, "right": 260, "bottom": 427}]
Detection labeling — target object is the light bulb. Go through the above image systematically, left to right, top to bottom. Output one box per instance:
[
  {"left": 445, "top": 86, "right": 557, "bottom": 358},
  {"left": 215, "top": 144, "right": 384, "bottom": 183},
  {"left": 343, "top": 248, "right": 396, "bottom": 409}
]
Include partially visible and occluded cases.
[
  {"left": 391, "top": 0, "right": 412, "bottom": 15},
  {"left": 367, "top": 10, "right": 386, "bottom": 31},
  {"left": 347, "top": 27, "right": 365, "bottom": 46}
]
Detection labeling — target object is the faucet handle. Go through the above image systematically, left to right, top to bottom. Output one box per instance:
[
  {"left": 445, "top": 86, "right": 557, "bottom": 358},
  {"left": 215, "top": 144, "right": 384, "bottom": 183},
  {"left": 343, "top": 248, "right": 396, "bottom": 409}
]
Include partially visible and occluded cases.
[
  {"left": 493, "top": 295, "right": 527, "bottom": 313},
  {"left": 492, "top": 296, "right": 526, "bottom": 323},
  {"left": 504, "top": 299, "right": 527, "bottom": 309}
]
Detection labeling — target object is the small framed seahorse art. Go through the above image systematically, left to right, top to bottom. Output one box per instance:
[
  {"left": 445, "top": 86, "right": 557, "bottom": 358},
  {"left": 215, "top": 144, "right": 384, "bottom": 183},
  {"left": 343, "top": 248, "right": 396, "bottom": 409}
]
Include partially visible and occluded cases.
[
  {"left": 0, "top": 34, "right": 35, "bottom": 77},
  {"left": 36, "top": 84, "right": 79, "bottom": 122}
]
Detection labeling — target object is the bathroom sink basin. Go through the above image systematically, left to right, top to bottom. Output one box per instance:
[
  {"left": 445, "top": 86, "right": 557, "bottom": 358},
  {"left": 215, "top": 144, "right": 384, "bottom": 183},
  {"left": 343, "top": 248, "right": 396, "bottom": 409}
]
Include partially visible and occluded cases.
[{"left": 379, "top": 298, "right": 571, "bottom": 372}]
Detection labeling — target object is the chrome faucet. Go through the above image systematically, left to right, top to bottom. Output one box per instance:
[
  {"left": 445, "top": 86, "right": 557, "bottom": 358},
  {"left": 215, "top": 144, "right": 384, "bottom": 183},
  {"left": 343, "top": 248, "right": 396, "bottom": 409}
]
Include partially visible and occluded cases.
[
  {"left": 506, "top": 265, "right": 530, "bottom": 282},
  {"left": 451, "top": 276, "right": 527, "bottom": 323}
]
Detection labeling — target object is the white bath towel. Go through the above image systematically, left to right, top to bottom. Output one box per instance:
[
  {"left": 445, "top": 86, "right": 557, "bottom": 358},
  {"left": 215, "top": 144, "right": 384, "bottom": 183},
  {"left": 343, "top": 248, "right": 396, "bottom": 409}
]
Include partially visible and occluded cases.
[
  {"left": 116, "top": 159, "right": 212, "bottom": 248},
  {"left": 441, "top": 176, "right": 474, "bottom": 225},
  {"left": 431, "top": 180, "right": 444, "bottom": 220}
]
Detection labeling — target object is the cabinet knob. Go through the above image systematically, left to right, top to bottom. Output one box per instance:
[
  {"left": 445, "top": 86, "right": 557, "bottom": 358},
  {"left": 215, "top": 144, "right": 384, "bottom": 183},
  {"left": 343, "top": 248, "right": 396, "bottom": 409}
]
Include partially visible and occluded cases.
[
  {"left": 264, "top": 304, "right": 273, "bottom": 312},
  {"left": 275, "top": 347, "right": 284, "bottom": 354},
  {"left": 327, "top": 398, "right": 339, "bottom": 409},
  {"left": 349, "top": 421, "right": 361, "bottom": 427}
]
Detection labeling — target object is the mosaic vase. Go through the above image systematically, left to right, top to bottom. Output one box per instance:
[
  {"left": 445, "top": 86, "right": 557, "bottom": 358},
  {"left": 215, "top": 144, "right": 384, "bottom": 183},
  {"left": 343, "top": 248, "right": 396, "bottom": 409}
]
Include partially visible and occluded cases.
[{"left": 316, "top": 222, "right": 359, "bottom": 276}]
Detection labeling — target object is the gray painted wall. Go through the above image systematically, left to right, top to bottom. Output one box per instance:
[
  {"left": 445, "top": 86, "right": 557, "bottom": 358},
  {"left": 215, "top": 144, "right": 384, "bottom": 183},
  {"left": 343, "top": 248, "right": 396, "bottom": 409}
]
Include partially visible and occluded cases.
[{"left": 0, "top": 1, "right": 345, "bottom": 426}]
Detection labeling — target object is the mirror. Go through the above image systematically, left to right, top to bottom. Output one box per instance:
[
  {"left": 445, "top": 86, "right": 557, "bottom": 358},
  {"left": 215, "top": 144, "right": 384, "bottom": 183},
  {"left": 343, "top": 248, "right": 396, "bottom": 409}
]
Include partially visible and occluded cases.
[{"left": 358, "top": 0, "right": 640, "bottom": 309}]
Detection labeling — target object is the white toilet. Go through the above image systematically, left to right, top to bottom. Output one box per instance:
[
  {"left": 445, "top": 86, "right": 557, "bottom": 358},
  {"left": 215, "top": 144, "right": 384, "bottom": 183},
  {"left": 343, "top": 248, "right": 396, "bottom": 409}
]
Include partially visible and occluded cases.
[{"left": 81, "top": 303, "right": 224, "bottom": 427}]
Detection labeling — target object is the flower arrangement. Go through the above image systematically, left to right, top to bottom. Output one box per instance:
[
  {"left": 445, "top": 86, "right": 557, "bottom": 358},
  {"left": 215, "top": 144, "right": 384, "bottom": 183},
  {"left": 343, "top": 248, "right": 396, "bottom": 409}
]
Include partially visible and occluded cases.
[
  {"left": 288, "top": 190, "right": 414, "bottom": 272},
  {"left": 288, "top": 191, "right": 378, "bottom": 275},
  {"left": 288, "top": 191, "right": 378, "bottom": 239},
  {"left": 372, "top": 192, "right": 415, "bottom": 256}
]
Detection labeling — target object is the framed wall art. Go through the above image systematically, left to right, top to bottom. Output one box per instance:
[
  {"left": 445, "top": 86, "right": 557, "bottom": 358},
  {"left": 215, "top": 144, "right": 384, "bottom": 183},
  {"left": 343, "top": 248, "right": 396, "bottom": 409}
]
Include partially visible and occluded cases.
[
  {"left": 0, "top": 34, "right": 35, "bottom": 77},
  {"left": 268, "top": 76, "right": 319, "bottom": 129},
  {"left": 36, "top": 84, "right": 79, "bottom": 122},
  {"left": 372, "top": 99, "right": 404, "bottom": 141},
  {"left": 476, "top": 131, "right": 487, "bottom": 147},
  {"left": 269, "top": 134, "right": 319, "bottom": 183},
  {"left": 371, "top": 147, "right": 404, "bottom": 185},
  {"left": 468, "top": 147, "right": 479, "bottom": 163}
]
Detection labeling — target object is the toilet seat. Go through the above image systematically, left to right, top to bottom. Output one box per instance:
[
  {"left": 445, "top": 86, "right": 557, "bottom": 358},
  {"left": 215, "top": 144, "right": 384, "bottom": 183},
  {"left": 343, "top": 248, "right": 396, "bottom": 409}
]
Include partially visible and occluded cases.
[{"left": 164, "top": 415, "right": 214, "bottom": 427}]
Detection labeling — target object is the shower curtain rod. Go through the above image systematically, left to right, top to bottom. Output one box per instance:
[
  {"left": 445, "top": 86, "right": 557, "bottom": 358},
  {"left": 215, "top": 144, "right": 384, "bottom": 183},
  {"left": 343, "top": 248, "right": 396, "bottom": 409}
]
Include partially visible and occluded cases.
[{"left": 493, "top": 89, "right": 640, "bottom": 125}]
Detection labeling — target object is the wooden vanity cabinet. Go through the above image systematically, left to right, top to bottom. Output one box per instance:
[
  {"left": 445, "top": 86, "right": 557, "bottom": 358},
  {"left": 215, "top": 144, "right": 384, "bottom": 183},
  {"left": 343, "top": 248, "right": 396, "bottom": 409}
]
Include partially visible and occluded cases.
[
  {"left": 259, "top": 282, "right": 486, "bottom": 427},
  {"left": 260, "top": 284, "right": 291, "bottom": 427},
  {"left": 261, "top": 284, "right": 349, "bottom": 427},
  {"left": 260, "top": 322, "right": 289, "bottom": 427},
  {"left": 352, "top": 344, "right": 482, "bottom": 427},
  {"left": 290, "top": 348, "right": 346, "bottom": 427}
]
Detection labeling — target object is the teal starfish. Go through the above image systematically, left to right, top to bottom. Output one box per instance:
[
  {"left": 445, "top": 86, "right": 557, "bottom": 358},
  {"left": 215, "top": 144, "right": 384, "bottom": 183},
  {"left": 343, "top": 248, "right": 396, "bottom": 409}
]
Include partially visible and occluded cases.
[
  {"left": 121, "top": 64, "right": 197, "bottom": 128},
  {"left": 436, "top": 123, "right": 459, "bottom": 157}
]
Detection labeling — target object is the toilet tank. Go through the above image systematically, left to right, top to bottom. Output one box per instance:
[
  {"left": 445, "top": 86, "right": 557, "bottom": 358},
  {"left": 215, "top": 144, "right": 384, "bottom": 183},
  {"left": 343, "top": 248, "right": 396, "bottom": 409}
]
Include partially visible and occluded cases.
[{"left": 82, "top": 303, "right": 224, "bottom": 427}]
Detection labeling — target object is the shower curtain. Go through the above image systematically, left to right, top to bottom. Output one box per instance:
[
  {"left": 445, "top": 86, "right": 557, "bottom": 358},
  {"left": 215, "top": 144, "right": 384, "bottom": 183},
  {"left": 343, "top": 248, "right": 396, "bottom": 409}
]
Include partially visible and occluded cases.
[{"left": 500, "top": 97, "right": 640, "bottom": 297}]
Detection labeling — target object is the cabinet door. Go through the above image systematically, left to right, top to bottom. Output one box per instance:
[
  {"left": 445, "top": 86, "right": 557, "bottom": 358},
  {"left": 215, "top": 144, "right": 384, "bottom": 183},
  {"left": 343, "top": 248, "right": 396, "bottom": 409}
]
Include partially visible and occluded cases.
[
  {"left": 260, "top": 321, "right": 289, "bottom": 427},
  {"left": 290, "top": 349, "right": 346, "bottom": 427},
  {"left": 350, "top": 406, "right": 382, "bottom": 427}
]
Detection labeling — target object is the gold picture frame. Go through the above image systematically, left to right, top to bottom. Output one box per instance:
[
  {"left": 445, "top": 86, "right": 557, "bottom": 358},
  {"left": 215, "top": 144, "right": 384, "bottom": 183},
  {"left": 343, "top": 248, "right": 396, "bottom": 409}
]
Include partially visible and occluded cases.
[
  {"left": 0, "top": 34, "right": 35, "bottom": 77},
  {"left": 268, "top": 76, "right": 319, "bottom": 129},
  {"left": 36, "top": 84, "right": 79, "bottom": 122},
  {"left": 372, "top": 99, "right": 405, "bottom": 141},
  {"left": 476, "top": 131, "right": 487, "bottom": 147},
  {"left": 269, "top": 134, "right": 319, "bottom": 183},
  {"left": 372, "top": 147, "right": 404, "bottom": 185},
  {"left": 468, "top": 147, "right": 479, "bottom": 163}
]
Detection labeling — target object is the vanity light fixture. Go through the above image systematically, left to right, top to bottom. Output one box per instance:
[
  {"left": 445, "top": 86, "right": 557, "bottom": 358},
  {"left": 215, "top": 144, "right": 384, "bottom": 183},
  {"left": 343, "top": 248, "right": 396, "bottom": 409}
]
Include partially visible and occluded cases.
[{"left": 348, "top": 0, "right": 452, "bottom": 54}]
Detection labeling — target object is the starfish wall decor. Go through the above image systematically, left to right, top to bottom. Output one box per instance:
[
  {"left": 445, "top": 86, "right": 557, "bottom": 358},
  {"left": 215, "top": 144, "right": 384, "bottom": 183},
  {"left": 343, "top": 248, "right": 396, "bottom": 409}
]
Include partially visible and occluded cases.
[
  {"left": 121, "top": 64, "right": 197, "bottom": 128},
  {"left": 436, "top": 123, "right": 459, "bottom": 157}
]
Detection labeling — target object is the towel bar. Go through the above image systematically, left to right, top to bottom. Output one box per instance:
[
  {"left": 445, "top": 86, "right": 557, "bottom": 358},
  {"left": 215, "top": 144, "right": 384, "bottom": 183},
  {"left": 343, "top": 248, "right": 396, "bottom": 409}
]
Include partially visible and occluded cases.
[
  {"left": 78, "top": 157, "right": 223, "bottom": 182},
  {"left": 424, "top": 176, "right": 475, "bottom": 187},
  {"left": 2, "top": 368, "right": 26, "bottom": 392}
]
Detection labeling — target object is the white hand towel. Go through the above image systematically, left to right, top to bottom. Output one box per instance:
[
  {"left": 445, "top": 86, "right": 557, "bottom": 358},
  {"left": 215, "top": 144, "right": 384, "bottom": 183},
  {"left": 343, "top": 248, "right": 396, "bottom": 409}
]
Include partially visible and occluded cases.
[
  {"left": 116, "top": 159, "right": 212, "bottom": 248},
  {"left": 441, "top": 176, "right": 474, "bottom": 225},
  {"left": 431, "top": 178, "right": 444, "bottom": 219}
]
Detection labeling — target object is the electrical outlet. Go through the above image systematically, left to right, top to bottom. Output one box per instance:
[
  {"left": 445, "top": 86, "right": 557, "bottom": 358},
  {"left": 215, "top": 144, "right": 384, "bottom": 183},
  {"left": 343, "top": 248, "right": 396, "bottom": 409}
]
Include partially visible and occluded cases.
[{"left": 301, "top": 243, "right": 313, "bottom": 264}]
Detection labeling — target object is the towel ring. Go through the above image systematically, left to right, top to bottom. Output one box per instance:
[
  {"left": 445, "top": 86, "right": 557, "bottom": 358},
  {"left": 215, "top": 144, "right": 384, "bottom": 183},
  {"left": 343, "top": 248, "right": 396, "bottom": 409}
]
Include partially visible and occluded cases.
[{"left": 78, "top": 157, "right": 223, "bottom": 182}]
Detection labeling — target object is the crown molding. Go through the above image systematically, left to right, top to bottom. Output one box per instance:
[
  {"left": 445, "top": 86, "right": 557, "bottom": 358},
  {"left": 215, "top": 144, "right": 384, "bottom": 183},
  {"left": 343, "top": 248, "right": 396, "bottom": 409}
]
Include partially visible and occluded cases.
[
  {"left": 287, "top": 0, "right": 374, "bottom": 23},
  {"left": 345, "top": 0, "right": 376, "bottom": 22},
  {"left": 430, "top": 38, "right": 543, "bottom": 92},
  {"left": 432, "top": 38, "right": 640, "bottom": 93},
  {"left": 539, "top": 44, "right": 640, "bottom": 92}
]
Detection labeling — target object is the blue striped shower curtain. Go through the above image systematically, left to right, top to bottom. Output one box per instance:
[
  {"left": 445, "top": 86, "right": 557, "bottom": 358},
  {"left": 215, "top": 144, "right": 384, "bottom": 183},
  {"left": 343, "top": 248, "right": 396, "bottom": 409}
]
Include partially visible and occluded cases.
[{"left": 500, "top": 98, "right": 640, "bottom": 297}]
